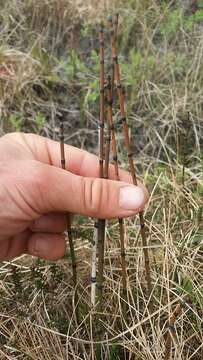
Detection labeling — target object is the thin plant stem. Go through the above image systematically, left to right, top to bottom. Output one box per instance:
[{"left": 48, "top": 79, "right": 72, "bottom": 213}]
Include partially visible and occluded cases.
[
  {"left": 108, "top": 13, "right": 118, "bottom": 95},
  {"left": 114, "top": 13, "right": 119, "bottom": 44},
  {"left": 108, "top": 15, "right": 115, "bottom": 96},
  {"left": 109, "top": 16, "right": 153, "bottom": 302},
  {"left": 97, "top": 22, "right": 106, "bottom": 306},
  {"left": 91, "top": 23, "right": 106, "bottom": 309},
  {"left": 96, "top": 23, "right": 106, "bottom": 357},
  {"left": 98, "top": 23, "right": 105, "bottom": 180},
  {"left": 106, "top": 74, "right": 127, "bottom": 295},
  {"left": 104, "top": 83, "right": 111, "bottom": 180},
  {"left": 182, "top": 112, "right": 190, "bottom": 187},
  {"left": 59, "top": 115, "right": 79, "bottom": 322},
  {"left": 96, "top": 218, "right": 105, "bottom": 360},
  {"left": 91, "top": 221, "right": 98, "bottom": 306},
  {"left": 164, "top": 303, "right": 182, "bottom": 360}
]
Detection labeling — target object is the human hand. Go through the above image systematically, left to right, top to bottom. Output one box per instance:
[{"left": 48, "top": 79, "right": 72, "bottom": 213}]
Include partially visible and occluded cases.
[{"left": 0, "top": 133, "right": 148, "bottom": 261}]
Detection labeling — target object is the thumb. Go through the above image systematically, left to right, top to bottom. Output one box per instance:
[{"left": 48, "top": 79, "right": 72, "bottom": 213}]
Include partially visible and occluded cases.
[{"left": 32, "top": 161, "right": 149, "bottom": 219}]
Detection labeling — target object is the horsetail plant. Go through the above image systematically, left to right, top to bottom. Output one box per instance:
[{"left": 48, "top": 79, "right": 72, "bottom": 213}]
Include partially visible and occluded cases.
[
  {"left": 108, "top": 13, "right": 119, "bottom": 95},
  {"left": 113, "top": 13, "right": 119, "bottom": 45},
  {"left": 88, "top": 14, "right": 152, "bottom": 353},
  {"left": 108, "top": 15, "right": 115, "bottom": 96},
  {"left": 108, "top": 16, "right": 128, "bottom": 299},
  {"left": 109, "top": 16, "right": 153, "bottom": 302},
  {"left": 92, "top": 23, "right": 107, "bottom": 359},
  {"left": 97, "top": 23, "right": 106, "bottom": 303},
  {"left": 98, "top": 23, "right": 105, "bottom": 180},
  {"left": 106, "top": 74, "right": 127, "bottom": 297},
  {"left": 104, "top": 78, "right": 111, "bottom": 180},
  {"left": 181, "top": 112, "right": 190, "bottom": 187},
  {"left": 58, "top": 114, "right": 79, "bottom": 322},
  {"left": 91, "top": 221, "right": 98, "bottom": 306},
  {"left": 164, "top": 302, "right": 182, "bottom": 360}
]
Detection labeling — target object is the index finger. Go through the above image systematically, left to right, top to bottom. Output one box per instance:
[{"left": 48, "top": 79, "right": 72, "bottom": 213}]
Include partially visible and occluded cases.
[{"left": 7, "top": 133, "right": 142, "bottom": 185}]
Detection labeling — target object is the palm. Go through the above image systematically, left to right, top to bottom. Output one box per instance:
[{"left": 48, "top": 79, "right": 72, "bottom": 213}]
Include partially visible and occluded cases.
[{"left": 0, "top": 133, "right": 66, "bottom": 260}]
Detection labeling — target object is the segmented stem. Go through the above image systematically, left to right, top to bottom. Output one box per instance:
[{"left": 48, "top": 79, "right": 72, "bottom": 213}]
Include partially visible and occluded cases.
[
  {"left": 109, "top": 13, "right": 119, "bottom": 95},
  {"left": 114, "top": 13, "right": 119, "bottom": 44},
  {"left": 109, "top": 15, "right": 115, "bottom": 96},
  {"left": 109, "top": 17, "right": 152, "bottom": 300},
  {"left": 98, "top": 23, "right": 105, "bottom": 179},
  {"left": 96, "top": 24, "right": 106, "bottom": 351},
  {"left": 106, "top": 74, "right": 127, "bottom": 294},
  {"left": 104, "top": 81, "right": 111, "bottom": 180},
  {"left": 182, "top": 112, "right": 190, "bottom": 187},
  {"left": 59, "top": 115, "right": 79, "bottom": 322},
  {"left": 91, "top": 221, "right": 98, "bottom": 306},
  {"left": 164, "top": 303, "right": 182, "bottom": 360}
]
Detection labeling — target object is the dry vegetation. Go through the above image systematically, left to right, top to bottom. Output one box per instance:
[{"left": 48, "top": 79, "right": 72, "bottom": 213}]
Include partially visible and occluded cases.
[{"left": 0, "top": 1, "right": 202, "bottom": 359}]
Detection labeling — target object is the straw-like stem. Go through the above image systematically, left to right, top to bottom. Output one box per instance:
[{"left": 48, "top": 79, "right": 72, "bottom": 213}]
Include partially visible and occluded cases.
[{"left": 59, "top": 115, "right": 79, "bottom": 322}]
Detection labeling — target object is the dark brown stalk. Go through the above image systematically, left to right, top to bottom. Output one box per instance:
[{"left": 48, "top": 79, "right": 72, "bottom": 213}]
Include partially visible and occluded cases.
[
  {"left": 113, "top": 13, "right": 119, "bottom": 44},
  {"left": 108, "top": 15, "right": 115, "bottom": 96},
  {"left": 109, "top": 16, "right": 153, "bottom": 302},
  {"left": 108, "top": 17, "right": 128, "bottom": 298},
  {"left": 96, "top": 23, "right": 106, "bottom": 354},
  {"left": 98, "top": 23, "right": 105, "bottom": 180},
  {"left": 106, "top": 74, "right": 127, "bottom": 295},
  {"left": 104, "top": 81, "right": 111, "bottom": 180},
  {"left": 181, "top": 112, "right": 190, "bottom": 187},
  {"left": 59, "top": 115, "right": 79, "bottom": 322},
  {"left": 164, "top": 303, "right": 182, "bottom": 360}
]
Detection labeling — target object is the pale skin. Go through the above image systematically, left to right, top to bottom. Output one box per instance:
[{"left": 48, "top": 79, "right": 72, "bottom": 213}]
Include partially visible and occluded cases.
[{"left": 0, "top": 133, "right": 149, "bottom": 261}]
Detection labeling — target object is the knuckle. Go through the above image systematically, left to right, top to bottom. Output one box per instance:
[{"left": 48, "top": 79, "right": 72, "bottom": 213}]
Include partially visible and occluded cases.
[
  {"left": 1, "top": 132, "right": 22, "bottom": 142},
  {"left": 1, "top": 133, "right": 16, "bottom": 141},
  {"left": 22, "top": 160, "right": 47, "bottom": 196},
  {"left": 21, "top": 161, "right": 49, "bottom": 214},
  {"left": 29, "top": 161, "right": 46, "bottom": 187},
  {"left": 83, "top": 178, "right": 107, "bottom": 216}
]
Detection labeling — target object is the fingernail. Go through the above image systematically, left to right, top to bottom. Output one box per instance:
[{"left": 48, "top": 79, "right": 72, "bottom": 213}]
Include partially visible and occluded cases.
[
  {"left": 119, "top": 186, "right": 146, "bottom": 210},
  {"left": 33, "top": 238, "right": 49, "bottom": 256}
]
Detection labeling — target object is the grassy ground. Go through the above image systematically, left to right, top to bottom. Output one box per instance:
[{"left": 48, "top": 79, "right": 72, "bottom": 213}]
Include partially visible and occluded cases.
[{"left": 0, "top": 1, "right": 202, "bottom": 359}]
